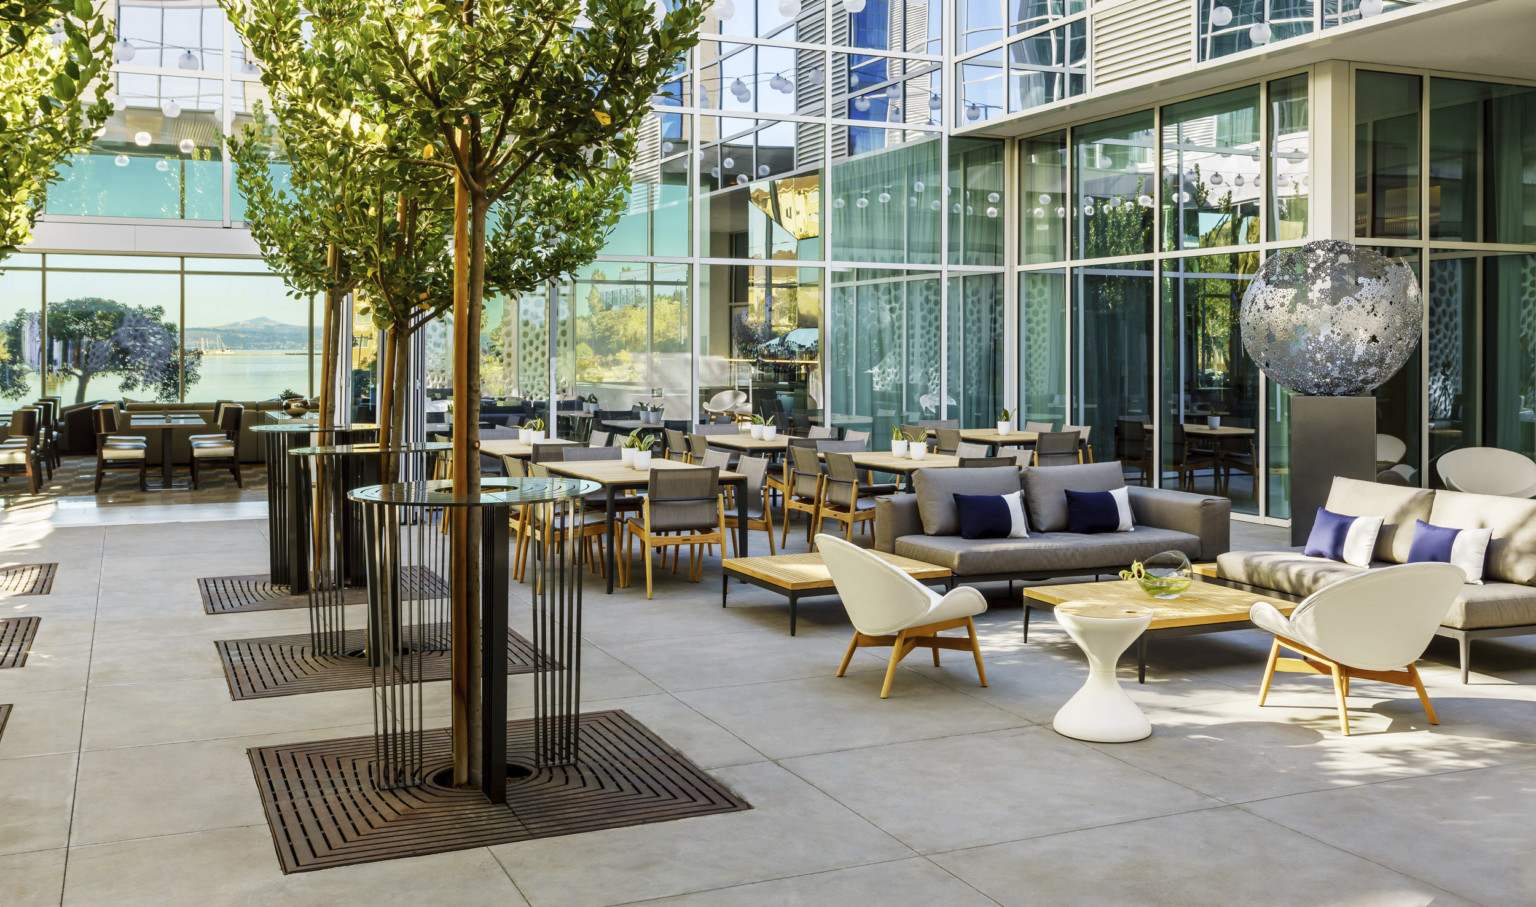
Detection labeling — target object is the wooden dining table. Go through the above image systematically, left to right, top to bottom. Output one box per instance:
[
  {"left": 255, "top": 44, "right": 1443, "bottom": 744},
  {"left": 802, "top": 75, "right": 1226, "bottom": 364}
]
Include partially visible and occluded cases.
[
  {"left": 127, "top": 413, "right": 207, "bottom": 489},
  {"left": 1180, "top": 423, "right": 1256, "bottom": 440},
  {"left": 959, "top": 428, "right": 1040, "bottom": 449},
  {"left": 703, "top": 433, "right": 790, "bottom": 454},
  {"left": 480, "top": 437, "right": 579, "bottom": 460},
  {"left": 543, "top": 458, "right": 748, "bottom": 594}
]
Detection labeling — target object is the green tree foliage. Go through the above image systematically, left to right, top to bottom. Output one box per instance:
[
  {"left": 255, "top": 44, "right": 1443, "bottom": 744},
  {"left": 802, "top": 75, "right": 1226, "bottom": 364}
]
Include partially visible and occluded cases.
[
  {"left": 0, "top": 0, "right": 112, "bottom": 259},
  {"left": 0, "top": 297, "right": 200, "bottom": 403}
]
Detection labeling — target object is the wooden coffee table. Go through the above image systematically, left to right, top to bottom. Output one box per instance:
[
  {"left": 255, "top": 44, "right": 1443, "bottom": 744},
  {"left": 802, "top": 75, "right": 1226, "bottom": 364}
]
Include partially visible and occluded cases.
[
  {"left": 722, "top": 551, "right": 953, "bottom": 636},
  {"left": 1022, "top": 571, "right": 1302, "bottom": 682}
]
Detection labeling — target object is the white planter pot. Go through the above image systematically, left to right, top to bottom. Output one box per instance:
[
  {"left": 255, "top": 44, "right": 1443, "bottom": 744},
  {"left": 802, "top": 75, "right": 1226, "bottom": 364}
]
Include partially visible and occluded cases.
[
  {"left": 649, "top": 411, "right": 663, "bottom": 424},
  {"left": 1207, "top": 415, "right": 1221, "bottom": 429},
  {"left": 997, "top": 421, "right": 1011, "bottom": 435},
  {"left": 750, "top": 425, "right": 764, "bottom": 439},
  {"left": 762, "top": 425, "right": 778, "bottom": 440},
  {"left": 518, "top": 428, "right": 532, "bottom": 443},
  {"left": 529, "top": 430, "right": 545, "bottom": 443},
  {"left": 890, "top": 439, "right": 909, "bottom": 457},
  {"left": 909, "top": 445, "right": 928, "bottom": 461},
  {"left": 621, "top": 447, "right": 636, "bottom": 467},
  {"left": 633, "top": 450, "right": 653, "bottom": 470}
]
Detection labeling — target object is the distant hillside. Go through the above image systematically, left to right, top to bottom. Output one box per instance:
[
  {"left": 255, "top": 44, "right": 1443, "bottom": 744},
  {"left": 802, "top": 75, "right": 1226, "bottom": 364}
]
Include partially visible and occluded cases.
[{"left": 184, "top": 316, "right": 312, "bottom": 351}]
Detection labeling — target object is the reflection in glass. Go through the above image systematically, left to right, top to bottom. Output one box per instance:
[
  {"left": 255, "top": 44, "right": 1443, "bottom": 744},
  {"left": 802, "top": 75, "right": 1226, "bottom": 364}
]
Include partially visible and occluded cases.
[
  {"left": 114, "top": 0, "right": 229, "bottom": 72},
  {"left": 700, "top": 0, "right": 821, "bottom": 42},
  {"left": 841, "top": 0, "right": 940, "bottom": 54},
  {"left": 958, "top": 0, "right": 1004, "bottom": 51},
  {"left": 1012, "top": 0, "right": 1087, "bottom": 34},
  {"left": 1198, "top": 0, "right": 1314, "bottom": 61},
  {"left": 1006, "top": 19, "right": 1086, "bottom": 113},
  {"left": 700, "top": 43, "right": 819, "bottom": 117},
  {"left": 959, "top": 49, "right": 1004, "bottom": 125},
  {"left": 836, "top": 55, "right": 940, "bottom": 124},
  {"left": 1355, "top": 70, "right": 1421, "bottom": 239},
  {"left": 1269, "top": 74, "right": 1310, "bottom": 241},
  {"left": 1429, "top": 78, "right": 1536, "bottom": 245},
  {"left": 1161, "top": 87, "right": 1260, "bottom": 251},
  {"left": 1074, "top": 111, "right": 1156, "bottom": 259},
  {"left": 605, "top": 116, "right": 692, "bottom": 258},
  {"left": 703, "top": 119, "right": 823, "bottom": 262},
  {"left": 829, "top": 132, "right": 940, "bottom": 265},
  {"left": 1021, "top": 132, "right": 1067, "bottom": 264},
  {"left": 948, "top": 137, "right": 1005, "bottom": 266},
  {"left": 1364, "top": 246, "right": 1422, "bottom": 483},
  {"left": 1160, "top": 253, "right": 1261, "bottom": 513},
  {"left": 1426, "top": 253, "right": 1478, "bottom": 473},
  {"left": 1482, "top": 253, "right": 1536, "bottom": 462},
  {"left": 1073, "top": 262, "right": 1153, "bottom": 483},
  {"left": 557, "top": 264, "right": 694, "bottom": 421},
  {"left": 703, "top": 265, "right": 822, "bottom": 431},
  {"left": 0, "top": 268, "right": 43, "bottom": 405},
  {"left": 1019, "top": 269, "right": 1066, "bottom": 428},
  {"left": 828, "top": 270, "right": 941, "bottom": 446},
  {"left": 42, "top": 271, "right": 185, "bottom": 403},
  {"left": 184, "top": 274, "right": 312, "bottom": 402},
  {"left": 947, "top": 274, "right": 1003, "bottom": 427}
]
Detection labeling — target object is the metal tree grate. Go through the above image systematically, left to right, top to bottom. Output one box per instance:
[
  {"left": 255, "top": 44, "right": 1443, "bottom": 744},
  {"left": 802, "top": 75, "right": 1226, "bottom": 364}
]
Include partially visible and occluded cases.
[
  {"left": 0, "top": 563, "right": 55, "bottom": 596},
  {"left": 198, "top": 568, "right": 447, "bottom": 615},
  {"left": 0, "top": 617, "right": 40, "bottom": 668},
  {"left": 216, "top": 624, "right": 546, "bottom": 700},
  {"left": 0, "top": 704, "right": 10, "bottom": 742},
  {"left": 249, "top": 710, "right": 750, "bottom": 874}
]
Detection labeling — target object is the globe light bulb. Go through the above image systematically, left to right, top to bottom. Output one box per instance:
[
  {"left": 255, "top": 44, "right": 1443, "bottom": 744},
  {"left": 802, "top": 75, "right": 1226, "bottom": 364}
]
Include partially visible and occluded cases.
[
  {"left": 714, "top": 0, "right": 735, "bottom": 19},
  {"left": 777, "top": 0, "right": 802, "bottom": 15},
  {"left": 842, "top": 0, "right": 866, "bottom": 13},
  {"left": 1360, "top": 0, "right": 1384, "bottom": 16},
  {"left": 1210, "top": 5, "right": 1232, "bottom": 26},
  {"left": 1249, "top": 22, "right": 1271, "bottom": 44},
  {"left": 113, "top": 39, "right": 136, "bottom": 62},
  {"left": 177, "top": 49, "right": 199, "bottom": 70},
  {"left": 242, "top": 60, "right": 262, "bottom": 76},
  {"left": 807, "top": 67, "right": 824, "bottom": 86},
  {"left": 886, "top": 83, "right": 903, "bottom": 98},
  {"left": 928, "top": 92, "right": 941, "bottom": 110},
  {"left": 853, "top": 96, "right": 871, "bottom": 112},
  {"left": 162, "top": 99, "right": 182, "bottom": 118},
  {"left": 965, "top": 104, "right": 981, "bottom": 121},
  {"left": 134, "top": 131, "right": 152, "bottom": 146},
  {"left": 179, "top": 138, "right": 196, "bottom": 153},
  {"left": 662, "top": 141, "right": 674, "bottom": 153},
  {"left": 114, "top": 154, "right": 130, "bottom": 167},
  {"left": 722, "top": 157, "right": 734, "bottom": 168},
  {"left": 155, "top": 159, "right": 170, "bottom": 172},
  {"left": 758, "top": 164, "right": 770, "bottom": 176},
  {"left": 710, "top": 166, "right": 721, "bottom": 179},
  {"left": 1209, "top": 172, "right": 1223, "bottom": 185},
  {"left": 1276, "top": 173, "right": 1290, "bottom": 187},
  {"left": 735, "top": 174, "right": 748, "bottom": 185},
  {"left": 1233, "top": 174, "right": 1245, "bottom": 187},
  {"left": 913, "top": 180, "right": 925, "bottom": 193},
  {"left": 878, "top": 191, "right": 891, "bottom": 203},
  {"left": 1179, "top": 191, "right": 1192, "bottom": 203},
  {"left": 987, "top": 192, "right": 1000, "bottom": 203},
  {"left": 1038, "top": 194, "right": 1050, "bottom": 204},
  {"left": 833, "top": 197, "right": 845, "bottom": 208},
  {"left": 855, "top": 197, "right": 869, "bottom": 208},
  {"left": 930, "top": 200, "right": 941, "bottom": 211},
  {"left": 966, "top": 205, "right": 974, "bottom": 215},
  {"left": 1084, "top": 205, "right": 1095, "bottom": 216},
  {"left": 1055, "top": 206, "right": 1066, "bottom": 217},
  {"left": 986, "top": 207, "right": 997, "bottom": 218},
  {"left": 1032, "top": 207, "right": 1044, "bottom": 218}
]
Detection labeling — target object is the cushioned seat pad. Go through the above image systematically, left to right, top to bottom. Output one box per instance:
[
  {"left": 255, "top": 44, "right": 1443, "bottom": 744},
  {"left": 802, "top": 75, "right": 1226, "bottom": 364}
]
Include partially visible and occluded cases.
[
  {"left": 894, "top": 526, "right": 1201, "bottom": 576},
  {"left": 1216, "top": 549, "right": 1536, "bottom": 630}
]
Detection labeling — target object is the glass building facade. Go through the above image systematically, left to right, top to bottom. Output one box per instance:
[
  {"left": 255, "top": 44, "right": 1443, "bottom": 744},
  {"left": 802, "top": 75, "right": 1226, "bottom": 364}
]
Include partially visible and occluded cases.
[{"left": 15, "top": 0, "right": 1535, "bottom": 524}]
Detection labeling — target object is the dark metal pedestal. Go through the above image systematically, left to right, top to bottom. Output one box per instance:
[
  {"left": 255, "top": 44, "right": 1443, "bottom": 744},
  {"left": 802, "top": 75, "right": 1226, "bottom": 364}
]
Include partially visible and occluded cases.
[
  {"left": 1289, "top": 396, "right": 1376, "bottom": 546},
  {"left": 252, "top": 422, "right": 377, "bottom": 593},
  {"left": 351, "top": 476, "right": 597, "bottom": 803}
]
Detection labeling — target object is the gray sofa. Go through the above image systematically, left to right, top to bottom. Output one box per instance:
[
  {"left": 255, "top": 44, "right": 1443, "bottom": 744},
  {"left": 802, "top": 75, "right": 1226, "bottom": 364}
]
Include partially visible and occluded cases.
[
  {"left": 874, "top": 462, "right": 1232, "bottom": 585},
  {"left": 1215, "top": 476, "right": 1536, "bottom": 682}
]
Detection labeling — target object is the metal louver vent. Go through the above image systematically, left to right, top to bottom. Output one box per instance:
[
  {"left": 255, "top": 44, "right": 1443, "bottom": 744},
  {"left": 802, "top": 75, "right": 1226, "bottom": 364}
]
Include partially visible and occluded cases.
[{"left": 1093, "top": 0, "right": 1194, "bottom": 91}]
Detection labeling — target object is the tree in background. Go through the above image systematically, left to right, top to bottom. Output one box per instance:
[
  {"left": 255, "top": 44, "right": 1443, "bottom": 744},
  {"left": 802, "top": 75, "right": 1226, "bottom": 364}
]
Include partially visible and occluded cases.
[
  {"left": 0, "top": 0, "right": 112, "bottom": 260},
  {"left": 227, "top": 0, "right": 703, "bottom": 789},
  {"left": 0, "top": 297, "right": 201, "bottom": 403}
]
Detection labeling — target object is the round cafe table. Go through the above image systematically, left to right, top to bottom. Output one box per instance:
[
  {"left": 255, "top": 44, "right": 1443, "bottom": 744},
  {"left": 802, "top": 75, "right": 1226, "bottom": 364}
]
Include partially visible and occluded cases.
[
  {"left": 249, "top": 422, "right": 377, "bottom": 591},
  {"left": 1053, "top": 601, "right": 1154, "bottom": 743}
]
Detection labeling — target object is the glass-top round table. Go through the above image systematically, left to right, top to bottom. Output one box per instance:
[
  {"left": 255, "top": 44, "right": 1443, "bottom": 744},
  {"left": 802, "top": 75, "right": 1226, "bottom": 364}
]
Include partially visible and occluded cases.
[
  {"left": 251, "top": 423, "right": 379, "bottom": 590},
  {"left": 348, "top": 476, "right": 600, "bottom": 507}
]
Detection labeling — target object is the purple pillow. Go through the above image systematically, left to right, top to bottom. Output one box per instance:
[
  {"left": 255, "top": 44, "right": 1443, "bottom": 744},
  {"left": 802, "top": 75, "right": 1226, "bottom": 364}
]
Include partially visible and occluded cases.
[
  {"left": 1303, "top": 507, "right": 1383, "bottom": 568},
  {"left": 1406, "top": 519, "right": 1490, "bottom": 584}
]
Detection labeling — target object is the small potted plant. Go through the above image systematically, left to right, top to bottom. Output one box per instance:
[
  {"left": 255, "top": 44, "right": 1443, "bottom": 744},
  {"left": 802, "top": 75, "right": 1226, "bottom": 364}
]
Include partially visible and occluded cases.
[
  {"left": 584, "top": 393, "right": 599, "bottom": 413},
  {"left": 647, "top": 403, "right": 665, "bottom": 425},
  {"left": 997, "top": 408, "right": 1012, "bottom": 436},
  {"left": 749, "top": 414, "right": 766, "bottom": 440},
  {"left": 525, "top": 417, "right": 546, "bottom": 444},
  {"left": 761, "top": 419, "right": 778, "bottom": 441},
  {"left": 518, "top": 420, "right": 532, "bottom": 443},
  {"left": 889, "top": 424, "right": 908, "bottom": 457},
  {"left": 621, "top": 428, "right": 644, "bottom": 466},
  {"left": 907, "top": 428, "right": 929, "bottom": 460},
  {"left": 625, "top": 429, "right": 652, "bottom": 469}
]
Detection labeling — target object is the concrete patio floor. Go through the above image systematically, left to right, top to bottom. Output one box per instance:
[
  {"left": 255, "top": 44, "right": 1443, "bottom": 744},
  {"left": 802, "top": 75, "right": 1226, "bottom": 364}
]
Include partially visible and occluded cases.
[{"left": 1, "top": 500, "right": 1532, "bottom": 905}]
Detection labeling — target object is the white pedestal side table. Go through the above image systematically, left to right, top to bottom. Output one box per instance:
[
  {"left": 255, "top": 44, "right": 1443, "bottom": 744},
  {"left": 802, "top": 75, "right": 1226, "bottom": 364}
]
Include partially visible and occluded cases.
[{"left": 1053, "top": 601, "right": 1154, "bottom": 743}]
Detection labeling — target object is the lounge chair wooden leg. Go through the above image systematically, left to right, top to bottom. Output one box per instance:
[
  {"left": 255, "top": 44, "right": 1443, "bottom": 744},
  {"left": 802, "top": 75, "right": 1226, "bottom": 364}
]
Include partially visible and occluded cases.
[
  {"left": 644, "top": 537, "right": 654, "bottom": 599},
  {"left": 967, "top": 617, "right": 988, "bottom": 687},
  {"left": 880, "top": 630, "right": 906, "bottom": 699},
  {"left": 837, "top": 634, "right": 859, "bottom": 677},
  {"left": 1257, "top": 639, "right": 1280, "bottom": 706},
  {"left": 1331, "top": 662, "right": 1350, "bottom": 735},
  {"left": 1409, "top": 663, "right": 1438, "bottom": 724}
]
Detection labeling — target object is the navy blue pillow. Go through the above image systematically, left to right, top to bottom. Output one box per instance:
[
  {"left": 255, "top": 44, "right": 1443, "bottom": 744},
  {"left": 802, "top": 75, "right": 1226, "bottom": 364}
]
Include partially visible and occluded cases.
[
  {"left": 1065, "top": 489, "right": 1119, "bottom": 534},
  {"left": 953, "top": 493, "right": 1012, "bottom": 540},
  {"left": 1303, "top": 507, "right": 1354, "bottom": 561},
  {"left": 1406, "top": 519, "right": 1461, "bottom": 564}
]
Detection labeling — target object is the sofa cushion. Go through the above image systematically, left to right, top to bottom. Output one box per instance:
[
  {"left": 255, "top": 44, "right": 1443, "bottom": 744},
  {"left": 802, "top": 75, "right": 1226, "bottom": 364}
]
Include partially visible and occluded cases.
[
  {"left": 1021, "top": 462, "right": 1126, "bottom": 533},
  {"left": 912, "top": 466, "right": 1022, "bottom": 537},
  {"left": 1324, "top": 476, "right": 1434, "bottom": 564},
  {"left": 1427, "top": 490, "right": 1536, "bottom": 586},
  {"left": 894, "top": 526, "right": 1201, "bottom": 576},
  {"left": 1215, "top": 550, "right": 1370, "bottom": 599},
  {"left": 1444, "top": 582, "right": 1536, "bottom": 630}
]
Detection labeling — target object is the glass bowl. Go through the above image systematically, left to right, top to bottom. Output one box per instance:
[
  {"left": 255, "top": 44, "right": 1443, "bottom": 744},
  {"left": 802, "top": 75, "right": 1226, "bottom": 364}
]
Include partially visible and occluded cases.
[{"left": 1121, "top": 550, "right": 1194, "bottom": 600}]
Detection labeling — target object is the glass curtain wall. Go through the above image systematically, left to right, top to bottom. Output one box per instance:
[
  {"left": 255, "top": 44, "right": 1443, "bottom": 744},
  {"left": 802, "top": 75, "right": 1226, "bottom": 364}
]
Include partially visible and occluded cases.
[
  {"left": 956, "top": 0, "right": 1088, "bottom": 120},
  {"left": 1198, "top": 1, "right": 1432, "bottom": 62},
  {"left": 1356, "top": 70, "right": 1536, "bottom": 485},
  {"left": 1019, "top": 75, "right": 1308, "bottom": 517}
]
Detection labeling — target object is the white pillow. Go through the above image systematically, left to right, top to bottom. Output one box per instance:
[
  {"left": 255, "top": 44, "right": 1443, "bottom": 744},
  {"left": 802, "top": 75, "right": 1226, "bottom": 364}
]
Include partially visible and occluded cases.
[
  {"left": 1109, "top": 486, "right": 1134, "bottom": 532},
  {"left": 1001, "top": 490, "right": 1029, "bottom": 539},
  {"left": 1340, "top": 515, "right": 1384, "bottom": 567},
  {"left": 1450, "top": 528, "right": 1493, "bottom": 584}
]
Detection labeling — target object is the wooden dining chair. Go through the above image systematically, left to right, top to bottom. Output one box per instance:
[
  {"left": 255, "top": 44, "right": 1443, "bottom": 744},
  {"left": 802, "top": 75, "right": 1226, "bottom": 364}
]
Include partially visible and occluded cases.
[
  {"left": 189, "top": 404, "right": 244, "bottom": 489},
  {"left": 93, "top": 405, "right": 147, "bottom": 492},
  {"left": 0, "top": 408, "right": 45, "bottom": 493},
  {"left": 1032, "top": 430, "right": 1082, "bottom": 467},
  {"left": 781, "top": 444, "right": 825, "bottom": 549},
  {"left": 817, "top": 451, "right": 878, "bottom": 540},
  {"left": 724, "top": 454, "right": 775, "bottom": 556},
  {"left": 622, "top": 466, "right": 727, "bottom": 599}
]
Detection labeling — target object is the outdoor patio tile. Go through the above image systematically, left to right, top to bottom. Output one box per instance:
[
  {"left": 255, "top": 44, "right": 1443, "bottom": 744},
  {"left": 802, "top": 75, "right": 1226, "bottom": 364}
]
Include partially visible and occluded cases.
[
  {"left": 597, "top": 626, "right": 882, "bottom": 693},
  {"left": 87, "top": 633, "right": 229, "bottom": 687},
  {"left": 0, "top": 641, "right": 91, "bottom": 694},
  {"left": 677, "top": 671, "right": 1027, "bottom": 760},
  {"left": 81, "top": 677, "right": 377, "bottom": 750},
  {"left": 0, "top": 689, "right": 84, "bottom": 759},
  {"left": 510, "top": 692, "right": 767, "bottom": 770},
  {"left": 780, "top": 726, "right": 1217, "bottom": 854},
  {"left": 0, "top": 753, "right": 76, "bottom": 856},
  {"left": 490, "top": 760, "right": 913, "bottom": 907},
  {"left": 1245, "top": 760, "right": 1536, "bottom": 905},
  {"left": 933, "top": 805, "right": 1467, "bottom": 907},
  {"left": 64, "top": 825, "right": 527, "bottom": 907},
  {"left": 0, "top": 847, "right": 66, "bottom": 907},
  {"left": 636, "top": 857, "right": 998, "bottom": 906}
]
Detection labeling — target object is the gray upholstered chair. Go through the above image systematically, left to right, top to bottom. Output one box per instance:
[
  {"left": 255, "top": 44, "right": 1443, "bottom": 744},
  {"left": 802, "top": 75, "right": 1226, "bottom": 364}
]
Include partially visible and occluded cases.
[
  {"left": 589, "top": 430, "right": 611, "bottom": 448},
  {"left": 1032, "top": 430, "right": 1082, "bottom": 467},
  {"left": 955, "top": 441, "right": 990, "bottom": 459},
  {"left": 782, "top": 444, "right": 825, "bottom": 549},
  {"left": 818, "top": 451, "right": 878, "bottom": 540},
  {"left": 724, "top": 454, "right": 775, "bottom": 555},
  {"left": 623, "top": 466, "right": 726, "bottom": 598}
]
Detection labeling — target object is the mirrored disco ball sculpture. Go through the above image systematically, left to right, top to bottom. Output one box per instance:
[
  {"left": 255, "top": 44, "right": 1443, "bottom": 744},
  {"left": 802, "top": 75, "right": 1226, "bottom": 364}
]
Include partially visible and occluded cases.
[{"left": 1240, "top": 240, "right": 1421, "bottom": 397}]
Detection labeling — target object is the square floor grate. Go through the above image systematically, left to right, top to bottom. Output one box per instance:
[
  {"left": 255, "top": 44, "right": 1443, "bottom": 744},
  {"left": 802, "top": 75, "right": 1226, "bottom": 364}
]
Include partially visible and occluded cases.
[
  {"left": 0, "top": 563, "right": 55, "bottom": 596},
  {"left": 198, "top": 567, "right": 447, "bottom": 615},
  {"left": 0, "top": 617, "right": 40, "bottom": 668},
  {"left": 216, "top": 623, "right": 546, "bottom": 700},
  {"left": 250, "top": 710, "right": 750, "bottom": 873}
]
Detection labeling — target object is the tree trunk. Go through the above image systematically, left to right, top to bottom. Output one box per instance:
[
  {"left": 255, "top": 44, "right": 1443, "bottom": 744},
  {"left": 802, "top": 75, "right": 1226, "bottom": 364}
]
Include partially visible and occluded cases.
[
  {"left": 450, "top": 165, "right": 476, "bottom": 789},
  {"left": 377, "top": 325, "right": 396, "bottom": 480},
  {"left": 390, "top": 328, "right": 409, "bottom": 481}
]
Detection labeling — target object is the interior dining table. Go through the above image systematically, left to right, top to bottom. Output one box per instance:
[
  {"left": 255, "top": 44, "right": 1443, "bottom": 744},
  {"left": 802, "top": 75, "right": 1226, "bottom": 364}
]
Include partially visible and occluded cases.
[
  {"left": 127, "top": 413, "right": 207, "bottom": 489},
  {"left": 543, "top": 458, "right": 748, "bottom": 594}
]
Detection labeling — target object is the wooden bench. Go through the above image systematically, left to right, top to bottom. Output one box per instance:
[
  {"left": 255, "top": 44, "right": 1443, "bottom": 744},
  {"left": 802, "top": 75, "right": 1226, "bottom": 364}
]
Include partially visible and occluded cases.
[{"left": 722, "top": 551, "right": 953, "bottom": 636}]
